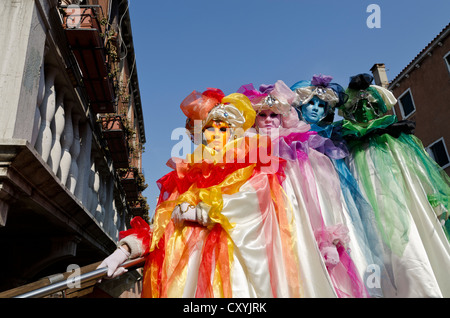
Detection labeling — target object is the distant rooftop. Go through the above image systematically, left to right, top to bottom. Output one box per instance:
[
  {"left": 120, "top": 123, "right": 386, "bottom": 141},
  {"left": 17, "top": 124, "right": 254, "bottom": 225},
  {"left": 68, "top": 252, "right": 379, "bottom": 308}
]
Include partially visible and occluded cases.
[{"left": 389, "top": 22, "right": 450, "bottom": 89}]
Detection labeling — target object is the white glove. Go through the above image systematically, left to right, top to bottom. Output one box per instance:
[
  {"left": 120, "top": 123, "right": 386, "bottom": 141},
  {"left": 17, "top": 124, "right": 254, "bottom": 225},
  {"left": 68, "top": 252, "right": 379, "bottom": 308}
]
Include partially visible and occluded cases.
[
  {"left": 196, "top": 201, "right": 211, "bottom": 226},
  {"left": 172, "top": 202, "right": 211, "bottom": 227},
  {"left": 320, "top": 243, "right": 340, "bottom": 270},
  {"left": 97, "top": 246, "right": 130, "bottom": 280}
]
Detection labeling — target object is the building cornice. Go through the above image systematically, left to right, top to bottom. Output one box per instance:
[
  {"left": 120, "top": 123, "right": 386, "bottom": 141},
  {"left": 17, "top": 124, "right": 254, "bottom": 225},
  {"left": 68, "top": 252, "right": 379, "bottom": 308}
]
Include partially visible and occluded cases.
[{"left": 389, "top": 23, "right": 450, "bottom": 90}]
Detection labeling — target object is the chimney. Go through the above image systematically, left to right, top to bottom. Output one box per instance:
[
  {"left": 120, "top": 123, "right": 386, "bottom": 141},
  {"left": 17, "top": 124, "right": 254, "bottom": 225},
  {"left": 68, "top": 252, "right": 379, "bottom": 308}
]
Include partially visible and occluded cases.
[{"left": 370, "top": 63, "right": 389, "bottom": 88}]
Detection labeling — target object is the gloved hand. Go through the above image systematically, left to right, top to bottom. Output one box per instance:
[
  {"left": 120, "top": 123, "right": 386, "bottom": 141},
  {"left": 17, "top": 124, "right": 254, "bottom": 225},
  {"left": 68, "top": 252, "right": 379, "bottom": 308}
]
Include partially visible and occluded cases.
[
  {"left": 172, "top": 202, "right": 211, "bottom": 227},
  {"left": 315, "top": 223, "right": 349, "bottom": 270},
  {"left": 320, "top": 243, "right": 340, "bottom": 270},
  {"left": 97, "top": 246, "right": 130, "bottom": 280}
]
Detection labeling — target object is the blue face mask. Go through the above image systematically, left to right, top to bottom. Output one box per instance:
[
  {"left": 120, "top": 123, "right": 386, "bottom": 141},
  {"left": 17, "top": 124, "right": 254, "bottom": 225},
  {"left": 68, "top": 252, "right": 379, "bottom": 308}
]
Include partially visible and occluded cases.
[{"left": 301, "top": 96, "right": 327, "bottom": 124}]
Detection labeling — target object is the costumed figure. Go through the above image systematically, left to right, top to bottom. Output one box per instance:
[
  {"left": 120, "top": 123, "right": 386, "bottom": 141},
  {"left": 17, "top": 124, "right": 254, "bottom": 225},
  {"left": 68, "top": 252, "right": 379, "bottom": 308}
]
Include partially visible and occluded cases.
[
  {"left": 338, "top": 73, "right": 450, "bottom": 297},
  {"left": 290, "top": 75, "right": 396, "bottom": 297},
  {"left": 238, "top": 80, "right": 369, "bottom": 298},
  {"left": 100, "top": 88, "right": 306, "bottom": 297}
]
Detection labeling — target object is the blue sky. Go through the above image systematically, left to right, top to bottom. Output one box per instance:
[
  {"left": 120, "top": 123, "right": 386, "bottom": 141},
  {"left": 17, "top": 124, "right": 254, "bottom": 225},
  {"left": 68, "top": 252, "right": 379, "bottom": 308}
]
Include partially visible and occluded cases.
[{"left": 127, "top": 0, "right": 450, "bottom": 216}]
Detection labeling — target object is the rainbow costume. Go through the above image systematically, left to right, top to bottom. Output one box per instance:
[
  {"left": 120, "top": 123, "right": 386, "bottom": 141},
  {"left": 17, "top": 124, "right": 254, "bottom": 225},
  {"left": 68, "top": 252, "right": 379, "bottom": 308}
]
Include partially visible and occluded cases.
[{"left": 119, "top": 88, "right": 305, "bottom": 297}]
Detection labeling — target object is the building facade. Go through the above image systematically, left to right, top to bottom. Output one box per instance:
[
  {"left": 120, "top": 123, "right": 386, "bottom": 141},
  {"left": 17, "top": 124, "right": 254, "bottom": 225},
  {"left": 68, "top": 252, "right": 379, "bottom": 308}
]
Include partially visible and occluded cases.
[
  {"left": 0, "top": 0, "right": 147, "bottom": 297},
  {"left": 387, "top": 23, "right": 450, "bottom": 176}
]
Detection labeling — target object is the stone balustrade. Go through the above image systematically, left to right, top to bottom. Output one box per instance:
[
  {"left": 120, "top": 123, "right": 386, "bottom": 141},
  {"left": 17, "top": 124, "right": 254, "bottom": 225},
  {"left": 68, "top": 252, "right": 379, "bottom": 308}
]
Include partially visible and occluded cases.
[
  {"left": 0, "top": 0, "right": 145, "bottom": 293},
  {"left": 31, "top": 58, "right": 127, "bottom": 241}
]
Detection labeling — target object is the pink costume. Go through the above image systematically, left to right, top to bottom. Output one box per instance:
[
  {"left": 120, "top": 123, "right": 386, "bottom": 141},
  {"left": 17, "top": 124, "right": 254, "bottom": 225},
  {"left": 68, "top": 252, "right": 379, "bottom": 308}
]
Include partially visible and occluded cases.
[{"left": 239, "top": 80, "right": 369, "bottom": 298}]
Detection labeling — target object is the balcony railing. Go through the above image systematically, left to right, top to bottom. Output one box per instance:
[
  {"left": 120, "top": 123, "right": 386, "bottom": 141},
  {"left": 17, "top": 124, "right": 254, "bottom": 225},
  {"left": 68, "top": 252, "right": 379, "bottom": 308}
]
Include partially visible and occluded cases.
[
  {"left": 60, "top": 5, "right": 116, "bottom": 114},
  {"left": 99, "top": 114, "right": 130, "bottom": 169},
  {"left": 0, "top": 257, "right": 145, "bottom": 298}
]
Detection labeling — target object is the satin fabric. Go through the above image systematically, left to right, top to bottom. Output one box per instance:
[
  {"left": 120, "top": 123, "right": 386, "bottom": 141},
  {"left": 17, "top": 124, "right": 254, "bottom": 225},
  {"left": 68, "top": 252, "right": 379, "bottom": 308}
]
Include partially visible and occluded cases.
[
  {"left": 236, "top": 81, "right": 297, "bottom": 116},
  {"left": 292, "top": 85, "right": 339, "bottom": 108},
  {"left": 340, "top": 85, "right": 397, "bottom": 118},
  {"left": 341, "top": 115, "right": 397, "bottom": 139},
  {"left": 343, "top": 115, "right": 450, "bottom": 297},
  {"left": 310, "top": 122, "right": 397, "bottom": 298},
  {"left": 273, "top": 127, "right": 370, "bottom": 298},
  {"left": 125, "top": 135, "right": 308, "bottom": 298},
  {"left": 281, "top": 164, "right": 337, "bottom": 297}
]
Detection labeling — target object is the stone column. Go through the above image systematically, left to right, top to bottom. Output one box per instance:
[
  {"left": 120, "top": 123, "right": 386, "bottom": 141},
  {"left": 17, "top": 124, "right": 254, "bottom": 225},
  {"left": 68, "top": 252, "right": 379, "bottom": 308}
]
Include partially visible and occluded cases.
[
  {"left": 35, "top": 67, "right": 57, "bottom": 163},
  {"left": 49, "top": 89, "right": 66, "bottom": 174},
  {"left": 59, "top": 102, "right": 73, "bottom": 184},
  {"left": 68, "top": 113, "right": 81, "bottom": 193},
  {"left": 74, "top": 121, "right": 92, "bottom": 205},
  {"left": 86, "top": 160, "right": 93, "bottom": 211},
  {"left": 91, "top": 162, "right": 100, "bottom": 216},
  {"left": 103, "top": 176, "right": 114, "bottom": 236},
  {"left": 97, "top": 178, "right": 106, "bottom": 226},
  {"left": 111, "top": 198, "right": 120, "bottom": 240}
]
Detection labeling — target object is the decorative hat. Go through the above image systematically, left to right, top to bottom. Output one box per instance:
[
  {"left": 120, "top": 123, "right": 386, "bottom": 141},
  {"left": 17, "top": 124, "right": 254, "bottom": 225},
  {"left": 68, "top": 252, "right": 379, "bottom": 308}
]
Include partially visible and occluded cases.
[
  {"left": 339, "top": 73, "right": 397, "bottom": 120},
  {"left": 290, "top": 74, "right": 348, "bottom": 109},
  {"left": 290, "top": 74, "right": 347, "bottom": 124},
  {"left": 237, "top": 80, "right": 298, "bottom": 116},
  {"left": 180, "top": 88, "right": 255, "bottom": 143}
]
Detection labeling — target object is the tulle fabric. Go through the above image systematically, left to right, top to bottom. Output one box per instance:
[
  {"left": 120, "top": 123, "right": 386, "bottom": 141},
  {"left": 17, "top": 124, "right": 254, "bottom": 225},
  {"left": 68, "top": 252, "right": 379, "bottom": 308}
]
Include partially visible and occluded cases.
[
  {"left": 180, "top": 88, "right": 225, "bottom": 121},
  {"left": 281, "top": 107, "right": 305, "bottom": 130},
  {"left": 341, "top": 115, "right": 397, "bottom": 138},
  {"left": 343, "top": 115, "right": 450, "bottom": 297},
  {"left": 344, "top": 116, "right": 450, "bottom": 253},
  {"left": 278, "top": 121, "right": 348, "bottom": 160},
  {"left": 309, "top": 122, "right": 396, "bottom": 297},
  {"left": 274, "top": 128, "right": 370, "bottom": 298},
  {"left": 124, "top": 135, "right": 309, "bottom": 298},
  {"left": 330, "top": 157, "right": 395, "bottom": 297},
  {"left": 119, "top": 216, "right": 152, "bottom": 255}
]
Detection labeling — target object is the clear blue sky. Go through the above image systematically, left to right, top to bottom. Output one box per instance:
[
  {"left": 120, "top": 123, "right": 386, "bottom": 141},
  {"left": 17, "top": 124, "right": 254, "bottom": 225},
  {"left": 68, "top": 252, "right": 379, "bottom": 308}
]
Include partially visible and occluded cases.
[{"left": 127, "top": 0, "right": 450, "bottom": 217}]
